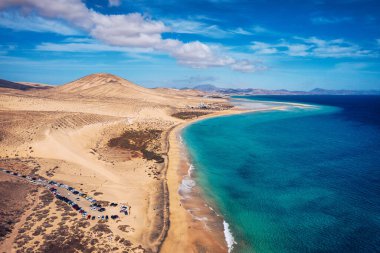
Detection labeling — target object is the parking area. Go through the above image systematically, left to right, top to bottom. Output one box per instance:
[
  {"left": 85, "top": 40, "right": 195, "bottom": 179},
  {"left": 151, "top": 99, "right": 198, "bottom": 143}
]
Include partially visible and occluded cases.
[{"left": 0, "top": 168, "right": 131, "bottom": 221}]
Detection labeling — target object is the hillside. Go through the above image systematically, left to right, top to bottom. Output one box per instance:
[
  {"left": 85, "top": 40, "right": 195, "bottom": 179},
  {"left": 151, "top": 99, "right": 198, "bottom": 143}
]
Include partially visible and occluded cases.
[{"left": 51, "top": 73, "right": 166, "bottom": 100}]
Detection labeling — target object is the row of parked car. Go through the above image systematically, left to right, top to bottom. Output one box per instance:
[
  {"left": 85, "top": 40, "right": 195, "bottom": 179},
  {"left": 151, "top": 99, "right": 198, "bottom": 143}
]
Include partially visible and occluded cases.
[
  {"left": 1, "top": 168, "right": 128, "bottom": 221},
  {"left": 1, "top": 168, "right": 47, "bottom": 186},
  {"left": 48, "top": 180, "right": 97, "bottom": 204},
  {"left": 49, "top": 187, "right": 117, "bottom": 220},
  {"left": 90, "top": 202, "right": 106, "bottom": 212}
]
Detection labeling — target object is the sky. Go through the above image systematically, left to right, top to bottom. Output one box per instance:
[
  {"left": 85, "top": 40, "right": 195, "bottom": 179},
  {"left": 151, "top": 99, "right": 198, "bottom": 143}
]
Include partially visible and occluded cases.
[{"left": 0, "top": 0, "right": 380, "bottom": 90}]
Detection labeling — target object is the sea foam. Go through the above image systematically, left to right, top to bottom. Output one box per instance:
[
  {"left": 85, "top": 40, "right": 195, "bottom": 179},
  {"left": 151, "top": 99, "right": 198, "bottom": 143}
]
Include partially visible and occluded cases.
[
  {"left": 188, "top": 163, "right": 195, "bottom": 177},
  {"left": 179, "top": 164, "right": 196, "bottom": 195},
  {"left": 223, "top": 220, "right": 236, "bottom": 253}
]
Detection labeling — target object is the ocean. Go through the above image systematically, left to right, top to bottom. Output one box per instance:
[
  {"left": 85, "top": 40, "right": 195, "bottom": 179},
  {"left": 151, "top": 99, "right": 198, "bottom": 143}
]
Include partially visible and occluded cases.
[{"left": 182, "top": 95, "right": 380, "bottom": 253}]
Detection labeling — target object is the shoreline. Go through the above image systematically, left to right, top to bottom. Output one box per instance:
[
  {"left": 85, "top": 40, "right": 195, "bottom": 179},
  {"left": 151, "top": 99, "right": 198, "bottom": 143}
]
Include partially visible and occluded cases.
[
  {"left": 161, "top": 104, "right": 286, "bottom": 252},
  {"left": 161, "top": 109, "right": 244, "bottom": 253}
]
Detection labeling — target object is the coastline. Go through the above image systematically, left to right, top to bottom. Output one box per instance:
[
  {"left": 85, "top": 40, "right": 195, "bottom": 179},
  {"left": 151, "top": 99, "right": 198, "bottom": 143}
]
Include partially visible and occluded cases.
[{"left": 161, "top": 105, "right": 287, "bottom": 253}]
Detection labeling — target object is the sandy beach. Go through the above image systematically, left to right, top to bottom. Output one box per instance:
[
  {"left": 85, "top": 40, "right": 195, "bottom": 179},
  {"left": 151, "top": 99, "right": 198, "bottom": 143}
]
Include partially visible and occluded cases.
[{"left": 162, "top": 110, "right": 240, "bottom": 253}]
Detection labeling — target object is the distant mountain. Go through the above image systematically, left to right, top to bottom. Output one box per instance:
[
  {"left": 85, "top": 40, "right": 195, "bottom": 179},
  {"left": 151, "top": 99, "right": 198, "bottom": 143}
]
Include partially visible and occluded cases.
[
  {"left": 0, "top": 79, "right": 51, "bottom": 91},
  {"left": 192, "top": 84, "right": 220, "bottom": 92},
  {"left": 192, "top": 85, "right": 380, "bottom": 95},
  {"left": 307, "top": 88, "right": 380, "bottom": 95}
]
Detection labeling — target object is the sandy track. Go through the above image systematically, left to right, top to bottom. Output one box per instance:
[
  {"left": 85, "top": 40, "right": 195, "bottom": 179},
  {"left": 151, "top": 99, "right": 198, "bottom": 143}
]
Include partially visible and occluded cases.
[{"left": 33, "top": 120, "right": 123, "bottom": 182}]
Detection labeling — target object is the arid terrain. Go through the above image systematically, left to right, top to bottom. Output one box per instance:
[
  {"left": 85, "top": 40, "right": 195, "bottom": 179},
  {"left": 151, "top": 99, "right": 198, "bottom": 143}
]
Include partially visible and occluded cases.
[{"left": 0, "top": 73, "right": 236, "bottom": 253}]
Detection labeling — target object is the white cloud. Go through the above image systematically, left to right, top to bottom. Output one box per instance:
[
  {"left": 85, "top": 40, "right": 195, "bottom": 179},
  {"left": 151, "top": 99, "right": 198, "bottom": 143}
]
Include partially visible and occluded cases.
[
  {"left": 0, "top": 0, "right": 258, "bottom": 72},
  {"left": 0, "top": 11, "right": 80, "bottom": 35},
  {"left": 90, "top": 12, "right": 167, "bottom": 48},
  {"left": 311, "top": 16, "right": 352, "bottom": 24},
  {"left": 164, "top": 19, "right": 268, "bottom": 38},
  {"left": 165, "top": 19, "right": 229, "bottom": 38},
  {"left": 165, "top": 20, "right": 253, "bottom": 38},
  {"left": 231, "top": 27, "right": 252, "bottom": 35},
  {"left": 296, "top": 36, "right": 326, "bottom": 47},
  {"left": 251, "top": 37, "right": 375, "bottom": 58},
  {"left": 302, "top": 37, "right": 372, "bottom": 57},
  {"left": 36, "top": 41, "right": 154, "bottom": 53},
  {"left": 169, "top": 41, "right": 262, "bottom": 72},
  {"left": 171, "top": 41, "right": 234, "bottom": 68},
  {"left": 251, "top": 42, "right": 278, "bottom": 54},
  {"left": 286, "top": 44, "right": 311, "bottom": 56},
  {"left": 312, "top": 44, "right": 369, "bottom": 58},
  {"left": 232, "top": 60, "right": 267, "bottom": 73}
]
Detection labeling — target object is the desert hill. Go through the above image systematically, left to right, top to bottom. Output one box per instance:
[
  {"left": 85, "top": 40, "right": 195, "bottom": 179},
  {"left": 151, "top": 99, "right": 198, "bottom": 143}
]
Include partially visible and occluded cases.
[
  {"left": 31, "top": 73, "right": 206, "bottom": 107},
  {"left": 54, "top": 73, "right": 156, "bottom": 97},
  {"left": 153, "top": 87, "right": 204, "bottom": 97}
]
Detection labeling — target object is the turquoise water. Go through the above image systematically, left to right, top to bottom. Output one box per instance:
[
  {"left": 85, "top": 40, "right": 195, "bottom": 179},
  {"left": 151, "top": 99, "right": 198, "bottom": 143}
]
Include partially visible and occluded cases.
[{"left": 182, "top": 96, "right": 380, "bottom": 253}]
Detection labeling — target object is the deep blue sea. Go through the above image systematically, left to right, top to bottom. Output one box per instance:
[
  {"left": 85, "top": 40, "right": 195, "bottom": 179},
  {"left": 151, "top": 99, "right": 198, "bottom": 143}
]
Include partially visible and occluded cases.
[{"left": 182, "top": 95, "right": 380, "bottom": 253}]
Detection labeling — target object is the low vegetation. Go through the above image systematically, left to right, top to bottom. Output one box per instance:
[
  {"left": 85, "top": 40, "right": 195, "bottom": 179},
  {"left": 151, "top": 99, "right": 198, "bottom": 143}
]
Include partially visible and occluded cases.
[
  {"left": 172, "top": 111, "right": 210, "bottom": 120},
  {"left": 108, "top": 129, "right": 164, "bottom": 163},
  {"left": 0, "top": 174, "right": 37, "bottom": 241}
]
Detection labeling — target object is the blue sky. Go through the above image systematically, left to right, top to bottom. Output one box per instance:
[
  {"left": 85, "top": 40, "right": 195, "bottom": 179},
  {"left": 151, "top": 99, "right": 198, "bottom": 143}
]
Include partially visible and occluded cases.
[{"left": 0, "top": 0, "right": 380, "bottom": 90}]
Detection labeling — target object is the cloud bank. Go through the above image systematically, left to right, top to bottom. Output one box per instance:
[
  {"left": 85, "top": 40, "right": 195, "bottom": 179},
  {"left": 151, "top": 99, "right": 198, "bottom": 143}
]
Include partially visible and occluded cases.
[
  {"left": 0, "top": 0, "right": 258, "bottom": 72},
  {"left": 251, "top": 37, "right": 375, "bottom": 58}
]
